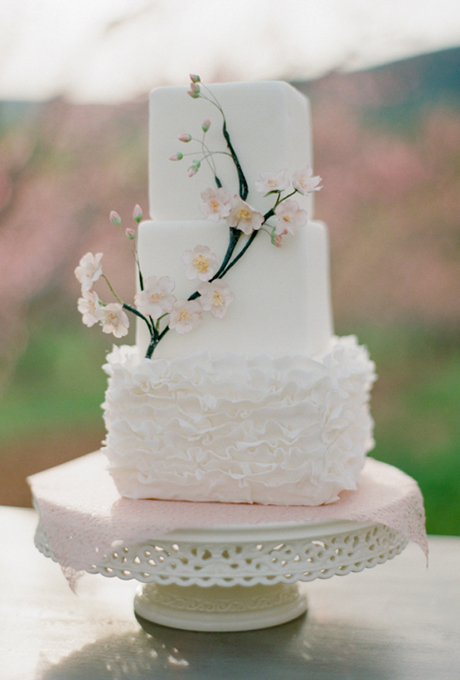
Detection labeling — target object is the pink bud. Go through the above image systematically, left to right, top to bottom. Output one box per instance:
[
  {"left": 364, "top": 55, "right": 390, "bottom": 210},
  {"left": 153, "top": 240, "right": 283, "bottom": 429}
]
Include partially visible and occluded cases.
[
  {"left": 190, "top": 74, "right": 201, "bottom": 83},
  {"left": 187, "top": 88, "right": 201, "bottom": 99},
  {"left": 202, "top": 119, "right": 211, "bottom": 132},
  {"left": 178, "top": 133, "right": 192, "bottom": 143},
  {"left": 169, "top": 152, "right": 183, "bottom": 161},
  {"left": 187, "top": 161, "right": 200, "bottom": 177},
  {"left": 132, "top": 205, "right": 143, "bottom": 223},
  {"left": 110, "top": 211, "right": 121, "bottom": 226},
  {"left": 125, "top": 228, "right": 136, "bottom": 240},
  {"left": 274, "top": 235, "right": 283, "bottom": 248}
]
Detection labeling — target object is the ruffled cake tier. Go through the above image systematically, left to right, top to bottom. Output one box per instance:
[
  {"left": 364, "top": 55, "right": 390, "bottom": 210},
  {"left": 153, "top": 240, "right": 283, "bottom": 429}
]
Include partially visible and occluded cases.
[{"left": 102, "top": 336, "right": 376, "bottom": 506}]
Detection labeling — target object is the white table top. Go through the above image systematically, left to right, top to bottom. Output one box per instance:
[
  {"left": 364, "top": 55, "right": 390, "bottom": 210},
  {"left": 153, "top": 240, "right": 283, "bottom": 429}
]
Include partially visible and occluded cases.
[{"left": 3, "top": 505, "right": 459, "bottom": 680}]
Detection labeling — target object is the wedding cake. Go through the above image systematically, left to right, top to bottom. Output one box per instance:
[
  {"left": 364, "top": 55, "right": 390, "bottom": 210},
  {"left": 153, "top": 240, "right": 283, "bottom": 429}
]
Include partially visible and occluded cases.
[{"left": 79, "top": 78, "right": 376, "bottom": 506}]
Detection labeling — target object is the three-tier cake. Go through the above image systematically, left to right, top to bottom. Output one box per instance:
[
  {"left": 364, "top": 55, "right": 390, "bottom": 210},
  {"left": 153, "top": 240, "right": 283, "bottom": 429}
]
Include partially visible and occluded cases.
[{"left": 101, "top": 80, "right": 376, "bottom": 505}]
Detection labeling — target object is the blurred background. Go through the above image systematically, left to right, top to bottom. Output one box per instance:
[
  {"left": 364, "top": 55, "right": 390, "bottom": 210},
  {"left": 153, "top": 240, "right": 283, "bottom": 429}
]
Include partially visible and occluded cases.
[{"left": 0, "top": 0, "right": 459, "bottom": 535}]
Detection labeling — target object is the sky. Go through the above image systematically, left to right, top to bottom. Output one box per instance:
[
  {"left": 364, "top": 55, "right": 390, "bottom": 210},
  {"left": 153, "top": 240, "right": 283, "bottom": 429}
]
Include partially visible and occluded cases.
[{"left": 1, "top": 0, "right": 460, "bottom": 102}]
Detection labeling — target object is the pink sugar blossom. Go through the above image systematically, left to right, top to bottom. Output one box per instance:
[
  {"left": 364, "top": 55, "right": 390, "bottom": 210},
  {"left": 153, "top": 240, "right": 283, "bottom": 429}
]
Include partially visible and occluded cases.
[
  {"left": 190, "top": 74, "right": 201, "bottom": 83},
  {"left": 188, "top": 82, "right": 200, "bottom": 99},
  {"left": 202, "top": 119, "right": 211, "bottom": 132},
  {"left": 178, "top": 134, "right": 192, "bottom": 143},
  {"left": 170, "top": 153, "right": 183, "bottom": 161},
  {"left": 187, "top": 161, "right": 200, "bottom": 176},
  {"left": 292, "top": 166, "right": 322, "bottom": 195},
  {"left": 255, "top": 170, "right": 290, "bottom": 195},
  {"left": 199, "top": 187, "right": 232, "bottom": 222},
  {"left": 226, "top": 196, "right": 264, "bottom": 235},
  {"left": 274, "top": 199, "right": 307, "bottom": 235},
  {"left": 132, "top": 205, "right": 143, "bottom": 223},
  {"left": 110, "top": 211, "right": 121, "bottom": 226},
  {"left": 125, "top": 228, "right": 136, "bottom": 240},
  {"left": 273, "top": 233, "right": 285, "bottom": 248},
  {"left": 182, "top": 245, "right": 218, "bottom": 281},
  {"left": 74, "top": 252, "right": 103, "bottom": 291},
  {"left": 134, "top": 275, "right": 176, "bottom": 320},
  {"left": 197, "top": 280, "right": 235, "bottom": 319},
  {"left": 77, "top": 289, "right": 102, "bottom": 327},
  {"left": 169, "top": 299, "right": 202, "bottom": 334},
  {"left": 98, "top": 303, "right": 129, "bottom": 338}
]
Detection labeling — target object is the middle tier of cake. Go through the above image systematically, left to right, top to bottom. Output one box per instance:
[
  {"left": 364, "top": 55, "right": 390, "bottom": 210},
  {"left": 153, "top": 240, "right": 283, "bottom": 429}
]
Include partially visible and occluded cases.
[{"left": 136, "top": 219, "right": 333, "bottom": 359}]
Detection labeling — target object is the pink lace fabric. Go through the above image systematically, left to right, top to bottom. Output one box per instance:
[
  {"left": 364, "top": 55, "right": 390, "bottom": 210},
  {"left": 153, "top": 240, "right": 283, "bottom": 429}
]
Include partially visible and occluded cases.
[{"left": 28, "top": 451, "right": 428, "bottom": 579}]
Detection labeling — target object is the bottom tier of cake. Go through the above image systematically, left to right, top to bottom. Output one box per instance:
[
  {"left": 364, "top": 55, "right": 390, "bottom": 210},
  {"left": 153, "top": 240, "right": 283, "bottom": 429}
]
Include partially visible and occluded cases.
[{"left": 102, "top": 335, "right": 376, "bottom": 506}]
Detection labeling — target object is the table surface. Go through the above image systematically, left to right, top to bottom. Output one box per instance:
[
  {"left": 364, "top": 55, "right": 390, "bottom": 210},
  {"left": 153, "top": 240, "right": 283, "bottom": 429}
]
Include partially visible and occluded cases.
[{"left": 2, "top": 506, "right": 459, "bottom": 680}]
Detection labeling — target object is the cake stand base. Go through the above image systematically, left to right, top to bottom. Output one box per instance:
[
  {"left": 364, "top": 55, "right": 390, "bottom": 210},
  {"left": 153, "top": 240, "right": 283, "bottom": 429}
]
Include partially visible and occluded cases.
[{"left": 134, "top": 582, "right": 308, "bottom": 632}]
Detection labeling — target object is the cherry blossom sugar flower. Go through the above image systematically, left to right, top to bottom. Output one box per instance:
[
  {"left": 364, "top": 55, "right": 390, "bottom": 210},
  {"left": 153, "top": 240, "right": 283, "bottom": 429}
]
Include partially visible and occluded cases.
[
  {"left": 188, "top": 82, "right": 200, "bottom": 99},
  {"left": 187, "top": 161, "right": 200, "bottom": 176},
  {"left": 292, "top": 166, "right": 322, "bottom": 195},
  {"left": 254, "top": 170, "right": 290, "bottom": 195},
  {"left": 199, "top": 187, "right": 232, "bottom": 222},
  {"left": 226, "top": 196, "right": 264, "bottom": 235},
  {"left": 274, "top": 199, "right": 308, "bottom": 235},
  {"left": 132, "top": 205, "right": 143, "bottom": 223},
  {"left": 109, "top": 211, "right": 121, "bottom": 226},
  {"left": 274, "top": 232, "right": 286, "bottom": 248},
  {"left": 182, "top": 245, "right": 218, "bottom": 281},
  {"left": 74, "top": 252, "right": 103, "bottom": 291},
  {"left": 134, "top": 275, "right": 176, "bottom": 320},
  {"left": 197, "top": 280, "right": 235, "bottom": 319},
  {"left": 77, "top": 289, "right": 102, "bottom": 327},
  {"left": 168, "top": 299, "right": 203, "bottom": 334},
  {"left": 98, "top": 303, "right": 129, "bottom": 338}
]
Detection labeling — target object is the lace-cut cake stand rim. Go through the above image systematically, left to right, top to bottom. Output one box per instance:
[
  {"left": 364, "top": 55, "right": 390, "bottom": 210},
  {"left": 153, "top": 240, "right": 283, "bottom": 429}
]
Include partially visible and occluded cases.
[
  {"left": 29, "top": 452, "right": 426, "bottom": 632},
  {"left": 34, "top": 514, "right": 408, "bottom": 631}
]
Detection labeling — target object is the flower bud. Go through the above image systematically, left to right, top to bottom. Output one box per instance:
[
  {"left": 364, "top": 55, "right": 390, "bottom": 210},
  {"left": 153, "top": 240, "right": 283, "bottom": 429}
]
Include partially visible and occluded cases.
[
  {"left": 190, "top": 74, "right": 201, "bottom": 83},
  {"left": 187, "top": 89, "right": 201, "bottom": 99},
  {"left": 202, "top": 119, "right": 211, "bottom": 133},
  {"left": 178, "top": 133, "right": 192, "bottom": 143},
  {"left": 169, "top": 152, "right": 183, "bottom": 161},
  {"left": 187, "top": 161, "right": 200, "bottom": 177},
  {"left": 132, "top": 205, "right": 143, "bottom": 223},
  {"left": 110, "top": 211, "right": 121, "bottom": 226},
  {"left": 125, "top": 227, "right": 136, "bottom": 240}
]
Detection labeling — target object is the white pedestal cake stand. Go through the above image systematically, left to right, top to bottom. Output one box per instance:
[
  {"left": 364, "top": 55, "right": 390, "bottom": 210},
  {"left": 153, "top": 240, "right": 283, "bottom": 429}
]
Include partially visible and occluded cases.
[{"left": 34, "top": 514, "right": 408, "bottom": 632}]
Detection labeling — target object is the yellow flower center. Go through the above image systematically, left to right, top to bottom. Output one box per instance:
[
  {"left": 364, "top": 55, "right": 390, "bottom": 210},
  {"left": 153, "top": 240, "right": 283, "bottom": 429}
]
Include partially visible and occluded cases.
[
  {"left": 267, "top": 178, "right": 277, "bottom": 188},
  {"left": 209, "top": 199, "right": 220, "bottom": 213},
  {"left": 236, "top": 208, "right": 251, "bottom": 221},
  {"left": 282, "top": 214, "right": 293, "bottom": 222},
  {"left": 193, "top": 254, "right": 210, "bottom": 273},
  {"left": 150, "top": 292, "right": 163, "bottom": 303},
  {"left": 212, "top": 292, "right": 224, "bottom": 307},
  {"left": 178, "top": 309, "right": 191, "bottom": 322}
]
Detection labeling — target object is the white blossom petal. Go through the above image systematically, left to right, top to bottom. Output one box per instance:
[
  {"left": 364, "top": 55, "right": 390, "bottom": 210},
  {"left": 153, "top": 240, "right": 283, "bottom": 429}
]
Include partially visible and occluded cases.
[
  {"left": 75, "top": 252, "right": 103, "bottom": 291},
  {"left": 168, "top": 299, "right": 203, "bottom": 334},
  {"left": 99, "top": 303, "right": 129, "bottom": 338}
]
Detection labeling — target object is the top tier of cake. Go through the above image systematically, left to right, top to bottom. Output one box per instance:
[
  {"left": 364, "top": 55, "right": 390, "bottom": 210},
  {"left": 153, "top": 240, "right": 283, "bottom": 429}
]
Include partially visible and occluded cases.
[{"left": 149, "top": 81, "right": 314, "bottom": 220}]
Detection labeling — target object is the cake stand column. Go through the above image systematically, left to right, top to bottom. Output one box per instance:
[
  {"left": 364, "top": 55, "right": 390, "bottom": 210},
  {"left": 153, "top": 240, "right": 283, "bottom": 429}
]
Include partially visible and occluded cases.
[{"left": 134, "top": 582, "right": 308, "bottom": 632}]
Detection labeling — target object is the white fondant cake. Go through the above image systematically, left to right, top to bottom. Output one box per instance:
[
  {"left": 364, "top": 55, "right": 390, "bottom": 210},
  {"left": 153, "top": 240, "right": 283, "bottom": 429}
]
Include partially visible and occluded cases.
[{"left": 102, "top": 80, "right": 376, "bottom": 506}]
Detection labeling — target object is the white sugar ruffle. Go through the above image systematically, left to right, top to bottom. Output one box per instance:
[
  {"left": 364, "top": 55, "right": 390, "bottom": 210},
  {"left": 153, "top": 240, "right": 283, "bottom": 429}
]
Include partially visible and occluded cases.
[{"left": 102, "top": 336, "right": 376, "bottom": 506}]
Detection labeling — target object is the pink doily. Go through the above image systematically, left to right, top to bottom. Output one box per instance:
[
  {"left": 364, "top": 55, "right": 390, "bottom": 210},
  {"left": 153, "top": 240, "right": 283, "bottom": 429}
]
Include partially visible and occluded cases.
[{"left": 28, "top": 452, "right": 427, "bottom": 578}]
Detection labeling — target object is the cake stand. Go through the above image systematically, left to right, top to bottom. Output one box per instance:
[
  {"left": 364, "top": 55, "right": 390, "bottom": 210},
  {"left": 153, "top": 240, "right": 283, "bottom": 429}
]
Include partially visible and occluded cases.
[
  {"left": 29, "top": 453, "right": 425, "bottom": 632},
  {"left": 34, "top": 514, "right": 407, "bottom": 632}
]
